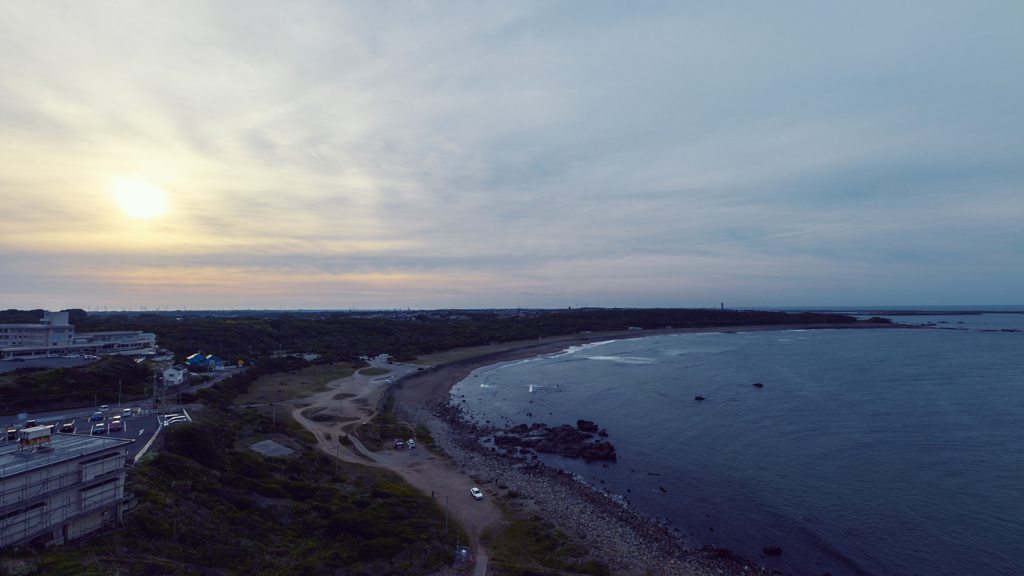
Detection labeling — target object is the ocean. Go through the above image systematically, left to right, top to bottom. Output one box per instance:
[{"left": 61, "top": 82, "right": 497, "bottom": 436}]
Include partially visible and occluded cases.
[{"left": 449, "top": 314, "right": 1024, "bottom": 576}]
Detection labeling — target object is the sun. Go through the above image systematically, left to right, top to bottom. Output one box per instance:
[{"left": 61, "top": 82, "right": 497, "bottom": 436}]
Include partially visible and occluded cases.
[{"left": 114, "top": 180, "right": 167, "bottom": 218}]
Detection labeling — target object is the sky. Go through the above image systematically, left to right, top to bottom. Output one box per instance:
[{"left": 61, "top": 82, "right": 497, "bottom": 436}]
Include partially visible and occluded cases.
[{"left": 1, "top": 2, "right": 1022, "bottom": 311}]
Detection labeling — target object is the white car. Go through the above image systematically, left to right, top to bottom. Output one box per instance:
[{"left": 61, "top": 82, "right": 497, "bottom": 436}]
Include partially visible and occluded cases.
[
  {"left": 407, "top": 439, "right": 415, "bottom": 449},
  {"left": 470, "top": 487, "right": 483, "bottom": 500}
]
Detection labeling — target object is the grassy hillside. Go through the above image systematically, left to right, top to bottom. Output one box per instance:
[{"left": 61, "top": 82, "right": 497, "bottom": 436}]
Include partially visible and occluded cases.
[
  {"left": 0, "top": 356, "right": 150, "bottom": 413},
  {"left": 0, "top": 369, "right": 457, "bottom": 576}
]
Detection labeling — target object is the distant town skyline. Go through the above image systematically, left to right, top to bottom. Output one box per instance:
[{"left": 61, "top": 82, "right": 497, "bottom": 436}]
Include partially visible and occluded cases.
[{"left": 2, "top": 3, "right": 1022, "bottom": 310}]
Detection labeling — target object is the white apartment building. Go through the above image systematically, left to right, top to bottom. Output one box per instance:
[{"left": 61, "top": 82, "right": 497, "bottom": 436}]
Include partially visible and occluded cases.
[
  {"left": 0, "top": 311, "right": 154, "bottom": 359},
  {"left": 0, "top": 430, "right": 134, "bottom": 547}
]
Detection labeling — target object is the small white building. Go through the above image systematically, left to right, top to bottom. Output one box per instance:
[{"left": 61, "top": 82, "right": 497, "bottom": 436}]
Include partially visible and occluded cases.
[
  {"left": 373, "top": 354, "right": 392, "bottom": 363},
  {"left": 162, "top": 365, "right": 189, "bottom": 386}
]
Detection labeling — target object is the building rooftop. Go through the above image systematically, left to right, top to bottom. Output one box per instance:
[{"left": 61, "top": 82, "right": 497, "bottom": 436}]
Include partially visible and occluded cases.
[{"left": 0, "top": 433, "right": 132, "bottom": 479}]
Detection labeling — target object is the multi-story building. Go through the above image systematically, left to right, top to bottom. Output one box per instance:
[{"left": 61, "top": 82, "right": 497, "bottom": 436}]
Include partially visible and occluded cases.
[
  {"left": 0, "top": 311, "right": 155, "bottom": 359},
  {"left": 0, "top": 429, "right": 134, "bottom": 547}
]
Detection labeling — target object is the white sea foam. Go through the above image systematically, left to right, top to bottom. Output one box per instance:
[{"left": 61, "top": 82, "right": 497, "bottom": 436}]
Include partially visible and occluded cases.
[
  {"left": 551, "top": 340, "right": 617, "bottom": 358},
  {"left": 585, "top": 355, "right": 655, "bottom": 365}
]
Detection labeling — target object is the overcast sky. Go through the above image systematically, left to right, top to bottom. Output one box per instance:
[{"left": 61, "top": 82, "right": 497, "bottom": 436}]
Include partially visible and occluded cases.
[{"left": 1, "top": 2, "right": 1022, "bottom": 310}]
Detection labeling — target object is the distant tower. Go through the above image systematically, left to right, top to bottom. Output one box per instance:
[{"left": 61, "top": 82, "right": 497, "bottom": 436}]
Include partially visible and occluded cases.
[{"left": 721, "top": 303, "right": 724, "bottom": 310}]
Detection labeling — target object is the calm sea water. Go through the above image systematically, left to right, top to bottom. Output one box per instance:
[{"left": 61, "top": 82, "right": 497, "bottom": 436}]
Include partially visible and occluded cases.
[{"left": 450, "top": 315, "right": 1024, "bottom": 576}]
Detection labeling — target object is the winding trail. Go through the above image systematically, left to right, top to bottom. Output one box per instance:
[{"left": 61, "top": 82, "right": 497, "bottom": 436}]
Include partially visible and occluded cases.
[{"left": 288, "top": 362, "right": 498, "bottom": 574}]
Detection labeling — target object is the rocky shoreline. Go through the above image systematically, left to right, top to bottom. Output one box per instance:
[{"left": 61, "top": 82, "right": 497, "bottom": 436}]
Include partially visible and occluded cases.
[{"left": 400, "top": 399, "right": 775, "bottom": 576}]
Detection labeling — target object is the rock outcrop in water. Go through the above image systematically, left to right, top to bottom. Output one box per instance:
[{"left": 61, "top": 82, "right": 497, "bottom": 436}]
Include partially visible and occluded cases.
[{"left": 494, "top": 422, "right": 617, "bottom": 462}]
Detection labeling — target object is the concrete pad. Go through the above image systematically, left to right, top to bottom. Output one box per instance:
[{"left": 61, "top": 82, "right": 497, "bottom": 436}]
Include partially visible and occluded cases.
[{"left": 250, "top": 439, "right": 295, "bottom": 457}]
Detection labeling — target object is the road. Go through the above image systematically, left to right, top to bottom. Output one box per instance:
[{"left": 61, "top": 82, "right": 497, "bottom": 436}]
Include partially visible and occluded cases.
[
  {"left": 288, "top": 362, "right": 498, "bottom": 575},
  {"left": 180, "top": 367, "right": 247, "bottom": 394}
]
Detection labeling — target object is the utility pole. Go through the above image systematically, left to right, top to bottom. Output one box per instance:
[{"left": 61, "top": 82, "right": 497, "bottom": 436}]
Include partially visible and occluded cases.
[
  {"left": 118, "top": 380, "right": 122, "bottom": 407},
  {"left": 272, "top": 403, "right": 276, "bottom": 427},
  {"left": 335, "top": 446, "right": 339, "bottom": 476}
]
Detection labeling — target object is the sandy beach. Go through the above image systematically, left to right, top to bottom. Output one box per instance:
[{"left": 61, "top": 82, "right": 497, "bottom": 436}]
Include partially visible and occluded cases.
[
  {"left": 390, "top": 322, "right": 898, "bottom": 575},
  {"left": 393, "top": 322, "right": 899, "bottom": 405}
]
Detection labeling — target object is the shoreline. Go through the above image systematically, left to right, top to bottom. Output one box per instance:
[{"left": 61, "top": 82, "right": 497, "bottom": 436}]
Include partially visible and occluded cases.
[
  {"left": 393, "top": 321, "right": 901, "bottom": 405},
  {"left": 393, "top": 322, "right": 900, "bottom": 575},
  {"left": 400, "top": 399, "right": 766, "bottom": 576}
]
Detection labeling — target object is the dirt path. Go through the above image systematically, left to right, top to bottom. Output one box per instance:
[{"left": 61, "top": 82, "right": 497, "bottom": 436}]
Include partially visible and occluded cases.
[{"left": 289, "top": 363, "right": 503, "bottom": 557}]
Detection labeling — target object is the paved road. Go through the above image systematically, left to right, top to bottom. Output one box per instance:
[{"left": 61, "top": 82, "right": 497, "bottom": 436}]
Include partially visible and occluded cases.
[{"left": 181, "top": 367, "right": 247, "bottom": 394}]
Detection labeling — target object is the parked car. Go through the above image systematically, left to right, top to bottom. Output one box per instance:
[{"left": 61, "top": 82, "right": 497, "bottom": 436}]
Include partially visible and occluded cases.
[
  {"left": 66, "top": 354, "right": 81, "bottom": 358},
  {"left": 9, "top": 358, "right": 25, "bottom": 362},
  {"left": 99, "top": 405, "right": 109, "bottom": 412},
  {"left": 122, "top": 408, "right": 133, "bottom": 418},
  {"left": 89, "top": 412, "right": 103, "bottom": 421},
  {"left": 25, "top": 420, "right": 37, "bottom": 428},
  {"left": 109, "top": 420, "right": 123, "bottom": 432},
  {"left": 59, "top": 423, "right": 75, "bottom": 434},
  {"left": 91, "top": 423, "right": 105, "bottom": 435},
  {"left": 6, "top": 429, "right": 17, "bottom": 441},
  {"left": 407, "top": 439, "right": 415, "bottom": 449},
  {"left": 394, "top": 440, "right": 405, "bottom": 450},
  {"left": 470, "top": 487, "right": 483, "bottom": 500}
]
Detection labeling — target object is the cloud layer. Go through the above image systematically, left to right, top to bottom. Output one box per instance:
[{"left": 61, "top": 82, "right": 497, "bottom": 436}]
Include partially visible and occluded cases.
[{"left": 2, "top": 2, "right": 1022, "bottom": 309}]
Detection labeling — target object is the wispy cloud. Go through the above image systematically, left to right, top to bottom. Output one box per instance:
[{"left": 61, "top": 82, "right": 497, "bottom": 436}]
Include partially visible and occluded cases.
[{"left": 1, "top": 2, "right": 1022, "bottom": 309}]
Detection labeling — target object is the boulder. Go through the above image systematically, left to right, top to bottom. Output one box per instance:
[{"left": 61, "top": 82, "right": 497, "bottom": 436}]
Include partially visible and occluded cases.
[{"left": 576, "top": 419, "right": 599, "bottom": 432}]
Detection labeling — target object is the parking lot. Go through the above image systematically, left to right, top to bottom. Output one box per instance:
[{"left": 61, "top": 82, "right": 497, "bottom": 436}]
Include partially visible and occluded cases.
[{"left": 0, "top": 409, "right": 184, "bottom": 461}]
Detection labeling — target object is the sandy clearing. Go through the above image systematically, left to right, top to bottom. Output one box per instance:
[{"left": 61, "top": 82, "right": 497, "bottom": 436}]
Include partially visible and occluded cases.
[{"left": 289, "top": 362, "right": 504, "bottom": 555}]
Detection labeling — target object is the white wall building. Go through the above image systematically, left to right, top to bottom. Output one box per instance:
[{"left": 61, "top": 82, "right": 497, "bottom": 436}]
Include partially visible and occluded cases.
[
  {"left": 0, "top": 311, "right": 154, "bottom": 359},
  {"left": 162, "top": 365, "right": 189, "bottom": 387},
  {"left": 0, "top": 431, "right": 134, "bottom": 547}
]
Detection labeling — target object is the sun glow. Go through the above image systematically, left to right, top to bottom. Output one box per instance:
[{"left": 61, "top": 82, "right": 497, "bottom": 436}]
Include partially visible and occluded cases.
[{"left": 114, "top": 180, "right": 167, "bottom": 218}]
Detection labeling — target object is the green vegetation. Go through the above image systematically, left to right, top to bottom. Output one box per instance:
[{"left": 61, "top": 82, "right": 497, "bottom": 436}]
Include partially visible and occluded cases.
[
  {"left": 0, "top": 308, "right": 88, "bottom": 324},
  {"left": 71, "top": 308, "right": 857, "bottom": 363},
  {"left": 0, "top": 356, "right": 150, "bottom": 413},
  {"left": 358, "top": 367, "right": 391, "bottom": 376},
  {"left": 351, "top": 398, "right": 425, "bottom": 452},
  {"left": 0, "top": 409, "right": 458, "bottom": 575},
  {"left": 488, "top": 514, "right": 608, "bottom": 576}
]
